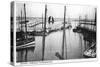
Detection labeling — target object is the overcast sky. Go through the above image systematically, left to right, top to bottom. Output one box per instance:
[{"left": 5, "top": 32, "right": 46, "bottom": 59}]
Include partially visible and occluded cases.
[{"left": 16, "top": 2, "right": 96, "bottom": 19}]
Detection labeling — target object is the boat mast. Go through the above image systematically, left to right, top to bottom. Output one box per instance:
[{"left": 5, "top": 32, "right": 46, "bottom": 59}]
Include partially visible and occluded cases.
[
  {"left": 24, "top": 3, "right": 27, "bottom": 40},
  {"left": 42, "top": 4, "right": 47, "bottom": 60},
  {"left": 62, "top": 5, "right": 66, "bottom": 59},
  {"left": 95, "top": 8, "right": 97, "bottom": 25},
  {"left": 21, "top": 10, "right": 23, "bottom": 32},
  {"left": 42, "top": 13, "right": 43, "bottom": 29},
  {"left": 79, "top": 16, "right": 81, "bottom": 25}
]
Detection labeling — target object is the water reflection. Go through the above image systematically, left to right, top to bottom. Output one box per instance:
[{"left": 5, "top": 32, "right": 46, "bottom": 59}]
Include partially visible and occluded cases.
[{"left": 16, "top": 22, "right": 93, "bottom": 62}]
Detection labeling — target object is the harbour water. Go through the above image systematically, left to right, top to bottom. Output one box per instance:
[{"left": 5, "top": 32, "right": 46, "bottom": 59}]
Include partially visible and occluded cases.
[{"left": 16, "top": 20, "right": 92, "bottom": 62}]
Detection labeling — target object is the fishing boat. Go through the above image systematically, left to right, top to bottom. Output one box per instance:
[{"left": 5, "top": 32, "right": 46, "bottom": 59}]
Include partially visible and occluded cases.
[
  {"left": 16, "top": 3, "right": 35, "bottom": 50},
  {"left": 83, "top": 42, "right": 96, "bottom": 58}
]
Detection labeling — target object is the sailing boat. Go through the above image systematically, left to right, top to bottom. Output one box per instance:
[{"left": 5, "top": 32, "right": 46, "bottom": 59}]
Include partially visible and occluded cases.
[{"left": 16, "top": 3, "right": 35, "bottom": 50}]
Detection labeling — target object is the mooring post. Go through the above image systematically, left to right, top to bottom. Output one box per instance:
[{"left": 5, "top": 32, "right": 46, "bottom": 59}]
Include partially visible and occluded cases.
[{"left": 42, "top": 4, "right": 47, "bottom": 60}]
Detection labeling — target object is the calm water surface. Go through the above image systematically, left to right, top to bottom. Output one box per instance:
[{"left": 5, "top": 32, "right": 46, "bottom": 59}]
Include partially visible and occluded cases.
[{"left": 16, "top": 21, "right": 90, "bottom": 62}]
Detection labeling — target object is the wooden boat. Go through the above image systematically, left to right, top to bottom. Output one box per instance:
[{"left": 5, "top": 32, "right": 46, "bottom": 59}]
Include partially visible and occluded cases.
[
  {"left": 16, "top": 3, "right": 35, "bottom": 50},
  {"left": 83, "top": 42, "right": 96, "bottom": 58}
]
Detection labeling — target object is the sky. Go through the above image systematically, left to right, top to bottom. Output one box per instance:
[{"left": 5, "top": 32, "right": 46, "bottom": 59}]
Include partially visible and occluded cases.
[
  {"left": 16, "top": 2, "right": 96, "bottom": 19},
  {"left": 16, "top": 2, "right": 45, "bottom": 18}
]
